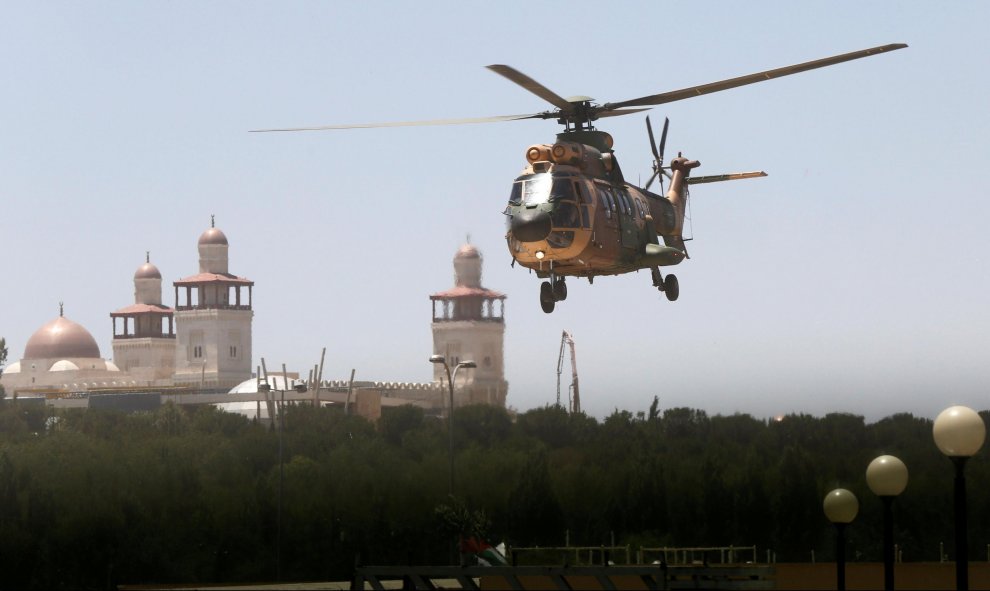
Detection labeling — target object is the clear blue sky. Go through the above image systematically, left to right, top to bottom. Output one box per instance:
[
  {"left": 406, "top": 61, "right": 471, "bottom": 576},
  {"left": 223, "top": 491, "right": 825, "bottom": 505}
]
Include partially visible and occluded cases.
[{"left": 2, "top": 1, "right": 987, "bottom": 421}]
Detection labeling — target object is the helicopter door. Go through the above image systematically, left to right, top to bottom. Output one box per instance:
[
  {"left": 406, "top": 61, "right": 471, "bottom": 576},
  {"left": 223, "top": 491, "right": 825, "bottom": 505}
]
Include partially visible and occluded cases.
[{"left": 616, "top": 188, "right": 639, "bottom": 250}]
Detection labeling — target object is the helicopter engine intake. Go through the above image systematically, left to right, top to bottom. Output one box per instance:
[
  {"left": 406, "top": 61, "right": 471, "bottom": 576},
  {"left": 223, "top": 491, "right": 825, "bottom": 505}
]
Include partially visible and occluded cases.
[
  {"left": 551, "top": 141, "right": 584, "bottom": 165},
  {"left": 526, "top": 144, "right": 553, "bottom": 164}
]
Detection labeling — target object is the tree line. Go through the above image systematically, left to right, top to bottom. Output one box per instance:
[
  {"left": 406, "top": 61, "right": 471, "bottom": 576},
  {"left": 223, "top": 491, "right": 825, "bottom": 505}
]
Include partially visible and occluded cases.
[{"left": 0, "top": 399, "right": 986, "bottom": 588}]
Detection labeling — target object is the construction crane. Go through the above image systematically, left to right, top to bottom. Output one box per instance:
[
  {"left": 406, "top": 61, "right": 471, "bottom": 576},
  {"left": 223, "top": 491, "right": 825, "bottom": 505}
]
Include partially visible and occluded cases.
[{"left": 556, "top": 330, "right": 581, "bottom": 414}]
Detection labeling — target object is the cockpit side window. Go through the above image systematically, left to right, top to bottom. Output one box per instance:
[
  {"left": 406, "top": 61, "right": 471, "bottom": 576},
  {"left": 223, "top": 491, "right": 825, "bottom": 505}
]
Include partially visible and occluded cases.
[
  {"left": 550, "top": 177, "right": 577, "bottom": 202},
  {"left": 575, "top": 181, "right": 592, "bottom": 204},
  {"left": 508, "top": 182, "right": 522, "bottom": 205},
  {"left": 551, "top": 202, "right": 580, "bottom": 229}
]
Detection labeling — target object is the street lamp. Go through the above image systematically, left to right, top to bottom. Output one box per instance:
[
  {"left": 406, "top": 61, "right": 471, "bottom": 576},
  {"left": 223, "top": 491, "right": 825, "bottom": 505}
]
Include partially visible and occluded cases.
[
  {"left": 429, "top": 355, "right": 477, "bottom": 497},
  {"left": 258, "top": 374, "right": 307, "bottom": 583},
  {"left": 933, "top": 405, "right": 986, "bottom": 591},
  {"left": 866, "top": 455, "right": 908, "bottom": 591},
  {"left": 824, "top": 488, "right": 859, "bottom": 591}
]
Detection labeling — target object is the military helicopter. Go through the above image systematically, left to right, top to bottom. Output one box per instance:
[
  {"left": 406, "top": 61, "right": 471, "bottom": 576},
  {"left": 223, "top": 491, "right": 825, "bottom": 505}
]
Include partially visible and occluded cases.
[{"left": 253, "top": 43, "right": 906, "bottom": 313}]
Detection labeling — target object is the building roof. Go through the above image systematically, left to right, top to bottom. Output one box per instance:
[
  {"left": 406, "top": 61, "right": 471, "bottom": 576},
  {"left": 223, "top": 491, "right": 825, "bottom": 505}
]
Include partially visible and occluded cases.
[
  {"left": 173, "top": 272, "right": 253, "bottom": 286},
  {"left": 430, "top": 286, "right": 505, "bottom": 300},
  {"left": 110, "top": 303, "right": 175, "bottom": 317},
  {"left": 23, "top": 315, "right": 101, "bottom": 360}
]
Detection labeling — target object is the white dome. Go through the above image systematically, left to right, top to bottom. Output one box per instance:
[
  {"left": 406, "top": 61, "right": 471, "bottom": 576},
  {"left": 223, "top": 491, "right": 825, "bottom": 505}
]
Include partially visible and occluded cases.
[
  {"left": 50, "top": 360, "right": 80, "bottom": 372},
  {"left": 105, "top": 361, "right": 121, "bottom": 372},
  {"left": 2, "top": 362, "right": 20, "bottom": 375},
  {"left": 220, "top": 375, "right": 308, "bottom": 421},
  {"left": 228, "top": 375, "right": 297, "bottom": 393}
]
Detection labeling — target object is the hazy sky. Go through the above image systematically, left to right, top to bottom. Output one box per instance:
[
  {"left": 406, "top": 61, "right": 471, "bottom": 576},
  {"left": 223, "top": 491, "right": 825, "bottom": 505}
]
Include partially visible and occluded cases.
[{"left": 2, "top": 1, "right": 987, "bottom": 422}]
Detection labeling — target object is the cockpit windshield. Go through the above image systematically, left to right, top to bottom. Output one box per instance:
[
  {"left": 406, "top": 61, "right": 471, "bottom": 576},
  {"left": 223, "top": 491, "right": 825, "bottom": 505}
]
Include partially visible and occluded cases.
[{"left": 508, "top": 174, "right": 578, "bottom": 206}]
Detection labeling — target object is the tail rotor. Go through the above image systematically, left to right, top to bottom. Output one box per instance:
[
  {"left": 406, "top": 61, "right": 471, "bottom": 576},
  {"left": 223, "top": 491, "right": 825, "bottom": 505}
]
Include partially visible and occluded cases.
[{"left": 645, "top": 116, "right": 671, "bottom": 193}]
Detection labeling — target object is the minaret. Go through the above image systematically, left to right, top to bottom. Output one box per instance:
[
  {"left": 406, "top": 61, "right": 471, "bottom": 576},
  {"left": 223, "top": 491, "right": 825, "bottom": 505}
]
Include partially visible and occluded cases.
[
  {"left": 172, "top": 219, "right": 254, "bottom": 389},
  {"left": 429, "top": 242, "right": 508, "bottom": 408},
  {"left": 110, "top": 253, "right": 176, "bottom": 383}
]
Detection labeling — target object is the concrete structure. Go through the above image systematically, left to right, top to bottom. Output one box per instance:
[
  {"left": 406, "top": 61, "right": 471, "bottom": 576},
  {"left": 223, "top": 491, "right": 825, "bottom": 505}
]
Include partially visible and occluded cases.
[
  {"left": 171, "top": 220, "right": 254, "bottom": 390},
  {"left": 430, "top": 243, "right": 508, "bottom": 408},
  {"left": 110, "top": 254, "right": 176, "bottom": 385}
]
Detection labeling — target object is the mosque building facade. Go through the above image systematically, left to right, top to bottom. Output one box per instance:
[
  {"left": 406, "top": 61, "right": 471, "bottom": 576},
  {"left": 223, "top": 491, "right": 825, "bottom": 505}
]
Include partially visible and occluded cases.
[{"left": 1, "top": 228, "right": 508, "bottom": 416}]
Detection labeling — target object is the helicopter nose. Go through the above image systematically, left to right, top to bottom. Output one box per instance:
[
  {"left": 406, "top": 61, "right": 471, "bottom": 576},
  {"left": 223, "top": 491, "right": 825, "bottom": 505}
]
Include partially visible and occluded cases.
[{"left": 510, "top": 209, "right": 552, "bottom": 243}]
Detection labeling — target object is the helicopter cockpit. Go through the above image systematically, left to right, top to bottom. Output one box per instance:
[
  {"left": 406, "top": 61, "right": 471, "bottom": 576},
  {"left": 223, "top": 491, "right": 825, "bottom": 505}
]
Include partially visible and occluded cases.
[{"left": 506, "top": 172, "right": 591, "bottom": 249}]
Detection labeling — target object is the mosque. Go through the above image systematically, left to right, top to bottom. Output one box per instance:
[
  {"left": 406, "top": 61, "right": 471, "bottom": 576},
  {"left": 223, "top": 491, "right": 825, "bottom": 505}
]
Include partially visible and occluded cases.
[{"left": 0, "top": 221, "right": 508, "bottom": 416}]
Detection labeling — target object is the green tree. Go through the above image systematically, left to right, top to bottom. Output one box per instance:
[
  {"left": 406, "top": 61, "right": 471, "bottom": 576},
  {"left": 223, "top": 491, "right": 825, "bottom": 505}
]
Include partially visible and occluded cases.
[{"left": 507, "top": 450, "right": 565, "bottom": 546}]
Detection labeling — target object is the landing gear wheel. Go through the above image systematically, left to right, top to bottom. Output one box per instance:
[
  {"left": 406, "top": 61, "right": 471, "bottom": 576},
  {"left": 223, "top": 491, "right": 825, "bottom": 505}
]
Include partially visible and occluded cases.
[
  {"left": 663, "top": 274, "right": 679, "bottom": 302},
  {"left": 552, "top": 278, "right": 567, "bottom": 301},
  {"left": 540, "top": 281, "right": 556, "bottom": 314}
]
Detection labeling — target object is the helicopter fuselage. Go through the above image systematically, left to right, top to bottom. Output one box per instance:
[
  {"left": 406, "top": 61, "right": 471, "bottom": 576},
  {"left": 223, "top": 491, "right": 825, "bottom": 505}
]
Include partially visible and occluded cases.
[{"left": 504, "top": 131, "right": 691, "bottom": 281}]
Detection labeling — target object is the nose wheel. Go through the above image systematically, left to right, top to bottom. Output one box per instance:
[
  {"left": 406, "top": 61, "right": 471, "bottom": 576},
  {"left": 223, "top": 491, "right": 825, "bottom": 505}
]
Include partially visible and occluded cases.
[{"left": 539, "top": 276, "right": 567, "bottom": 313}]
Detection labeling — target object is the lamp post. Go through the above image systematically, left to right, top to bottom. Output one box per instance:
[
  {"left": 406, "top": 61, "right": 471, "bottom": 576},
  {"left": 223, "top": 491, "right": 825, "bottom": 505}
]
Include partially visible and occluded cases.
[
  {"left": 429, "top": 355, "right": 477, "bottom": 497},
  {"left": 259, "top": 375, "right": 307, "bottom": 583},
  {"left": 933, "top": 405, "right": 986, "bottom": 591},
  {"left": 866, "top": 455, "right": 908, "bottom": 591},
  {"left": 824, "top": 488, "right": 859, "bottom": 591}
]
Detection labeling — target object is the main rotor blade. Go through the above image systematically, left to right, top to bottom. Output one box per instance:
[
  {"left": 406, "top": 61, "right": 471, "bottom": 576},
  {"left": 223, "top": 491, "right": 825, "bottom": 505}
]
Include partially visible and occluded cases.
[
  {"left": 605, "top": 43, "right": 907, "bottom": 110},
  {"left": 487, "top": 64, "right": 574, "bottom": 111},
  {"left": 596, "top": 107, "right": 650, "bottom": 118},
  {"left": 250, "top": 113, "right": 544, "bottom": 132},
  {"left": 687, "top": 171, "right": 768, "bottom": 185}
]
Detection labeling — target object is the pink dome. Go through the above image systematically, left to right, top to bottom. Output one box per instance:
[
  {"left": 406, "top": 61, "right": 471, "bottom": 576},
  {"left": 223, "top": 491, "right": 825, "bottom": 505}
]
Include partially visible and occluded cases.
[
  {"left": 198, "top": 227, "right": 228, "bottom": 246},
  {"left": 455, "top": 244, "right": 480, "bottom": 259},
  {"left": 134, "top": 262, "right": 162, "bottom": 280},
  {"left": 24, "top": 316, "right": 101, "bottom": 360}
]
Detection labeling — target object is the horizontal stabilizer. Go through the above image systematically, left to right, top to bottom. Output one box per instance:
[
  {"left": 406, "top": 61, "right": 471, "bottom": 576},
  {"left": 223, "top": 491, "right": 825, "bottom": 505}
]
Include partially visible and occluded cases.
[{"left": 687, "top": 171, "right": 768, "bottom": 185}]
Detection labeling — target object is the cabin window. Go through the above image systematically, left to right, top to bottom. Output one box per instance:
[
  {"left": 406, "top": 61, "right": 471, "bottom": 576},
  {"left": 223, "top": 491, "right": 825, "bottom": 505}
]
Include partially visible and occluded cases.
[
  {"left": 598, "top": 187, "right": 615, "bottom": 219},
  {"left": 618, "top": 190, "right": 633, "bottom": 216}
]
